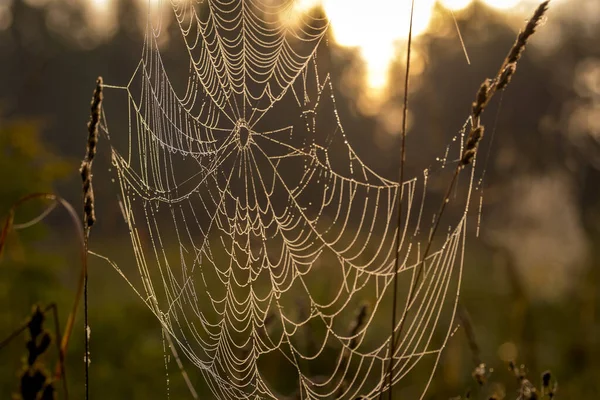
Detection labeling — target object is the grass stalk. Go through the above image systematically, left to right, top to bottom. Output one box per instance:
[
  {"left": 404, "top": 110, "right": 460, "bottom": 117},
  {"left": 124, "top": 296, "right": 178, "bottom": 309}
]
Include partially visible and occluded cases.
[
  {"left": 381, "top": 0, "right": 416, "bottom": 398},
  {"left": 384, "top": 2, "right": 550, "bottom": 397},
  {"left": 80, "top": 76, "right": 103, "bottom": 400}
]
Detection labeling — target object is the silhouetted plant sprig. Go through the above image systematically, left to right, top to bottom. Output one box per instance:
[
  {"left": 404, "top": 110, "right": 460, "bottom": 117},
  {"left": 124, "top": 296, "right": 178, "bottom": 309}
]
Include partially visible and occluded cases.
[
  {"left": 460, "top": 0, "right": 550, "bottom": 167},
  {"left": 389, "top": 6, "right": 552, "bottom": 400},
  {"left": 79, "top": 76, "right": 103, "bottom": 400},
  {"left": 0, "top": 304, "right": 65, "bottom": 400},
  {"left": 452, "top": 360, "right": 558, "bottom": 400},
  {"left": 507, "top": 362, "right": 558, "bottom": 400}
]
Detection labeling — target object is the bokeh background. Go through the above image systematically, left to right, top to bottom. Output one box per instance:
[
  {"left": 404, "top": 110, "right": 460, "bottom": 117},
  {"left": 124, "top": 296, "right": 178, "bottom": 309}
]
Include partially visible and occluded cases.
[{"left": 1, "top": 0, "right": 599, "bottom": 398}]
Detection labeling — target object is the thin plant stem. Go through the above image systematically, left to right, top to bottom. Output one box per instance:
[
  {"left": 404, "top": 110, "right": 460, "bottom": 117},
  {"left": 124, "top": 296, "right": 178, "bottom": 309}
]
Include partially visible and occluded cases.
[
  {"left": 391, "top": 0, "right": 551, "bottom": 361},
  {"left": 381, "top": 1, "right": 415, "bottom": 398},
  {"left": 80, "top": 76, "right": 103, "bottom": 399},
  {"left": 0, "top": 192, "right": 86, "bottom": 383},
  {"left": 47, "top": 303, "right": 69, "bottom": 400}
]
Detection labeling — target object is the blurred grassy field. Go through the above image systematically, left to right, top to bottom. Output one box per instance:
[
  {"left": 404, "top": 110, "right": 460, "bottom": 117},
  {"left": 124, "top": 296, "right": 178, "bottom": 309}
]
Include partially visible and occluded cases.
[{"left": 1, "top": 211, "right": 599, "bottom": 398}]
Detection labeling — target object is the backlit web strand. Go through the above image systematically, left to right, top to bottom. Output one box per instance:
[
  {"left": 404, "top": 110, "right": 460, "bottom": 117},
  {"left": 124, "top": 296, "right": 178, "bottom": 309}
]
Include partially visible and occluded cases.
[{"left": 101, "top": 0, "right": 477, "bottom": 398}]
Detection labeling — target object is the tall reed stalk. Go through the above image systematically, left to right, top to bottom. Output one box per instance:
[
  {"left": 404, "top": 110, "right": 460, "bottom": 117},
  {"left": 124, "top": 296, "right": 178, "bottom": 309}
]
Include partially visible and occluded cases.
[
  {"left": 380, "top": 2, "right": 550, "bottom": 398},
  {"left": 80, "top": 76, "right": 103, "bottom": 400}
]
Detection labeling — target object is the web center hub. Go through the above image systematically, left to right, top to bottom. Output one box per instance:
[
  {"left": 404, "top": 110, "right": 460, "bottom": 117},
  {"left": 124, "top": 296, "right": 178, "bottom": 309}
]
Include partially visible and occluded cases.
[{"left": 235, "top": 119, "right": 252, "bottom": 147}]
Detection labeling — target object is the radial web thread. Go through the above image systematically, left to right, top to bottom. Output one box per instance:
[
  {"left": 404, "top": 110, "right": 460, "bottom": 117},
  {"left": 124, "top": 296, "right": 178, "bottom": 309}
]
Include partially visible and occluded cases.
[{"left": 97, "top": 1, "right": 480, "bottom": 398}]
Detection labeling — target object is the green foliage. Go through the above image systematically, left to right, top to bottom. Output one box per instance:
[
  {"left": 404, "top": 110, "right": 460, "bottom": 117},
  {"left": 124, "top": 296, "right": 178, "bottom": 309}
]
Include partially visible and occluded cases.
[
  {"left": 0, "top": 119, "right": 71, "bottom": 210},
  {"left": 0, "top": 119, "right": 71, "bottom": 251}
]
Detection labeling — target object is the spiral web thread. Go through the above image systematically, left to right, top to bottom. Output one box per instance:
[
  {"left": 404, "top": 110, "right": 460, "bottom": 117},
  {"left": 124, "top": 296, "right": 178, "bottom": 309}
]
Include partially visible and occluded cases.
[{"left": 97, "top": 0, "right": 480, "bottom": 398}]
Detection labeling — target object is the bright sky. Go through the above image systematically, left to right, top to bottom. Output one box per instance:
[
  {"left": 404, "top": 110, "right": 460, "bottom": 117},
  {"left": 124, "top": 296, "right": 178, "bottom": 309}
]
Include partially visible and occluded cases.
[
  {"left": 85, "top": 0, "right": 557, "bottom": 92},
  {"left": 307, "top": 0, "right": 545, "bottom": 91}
]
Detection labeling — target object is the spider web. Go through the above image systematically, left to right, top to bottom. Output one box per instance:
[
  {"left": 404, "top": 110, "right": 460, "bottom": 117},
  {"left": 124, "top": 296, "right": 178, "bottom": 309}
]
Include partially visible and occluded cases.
[{"left": 98, "top": 0, "right": 478, "bottom": 398}]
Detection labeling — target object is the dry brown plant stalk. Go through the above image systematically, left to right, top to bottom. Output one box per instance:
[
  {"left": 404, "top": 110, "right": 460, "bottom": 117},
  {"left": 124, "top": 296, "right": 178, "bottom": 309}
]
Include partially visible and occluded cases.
[
  {"left": 460, "top": 1, "right": 549, "bottom": 166},
  {"left": 383, "top": 2, "right": 551, "bottom": 398},
  {"left": 79, "top": 76, "right": 103, "bottom": 400},
  {"left": 80, "top": 77, "right": 103, "bottom": 229},
  {"left": 0, "top": 78, "right": 103, "bottom": 400},
  {"left": 0, "top": 192, "right": 87, "bottom": 400},
  {"left": 0, "top": 304, "right": 65, "bottom": 400}
]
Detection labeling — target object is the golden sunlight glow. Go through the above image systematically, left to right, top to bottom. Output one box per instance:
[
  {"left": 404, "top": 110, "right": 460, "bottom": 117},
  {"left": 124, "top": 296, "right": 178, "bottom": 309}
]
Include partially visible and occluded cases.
[
  {"left": 84, "top": 0, "right": 540, "bottom": 94},
  {"left": 85, "top": 0, "right": 117, "bottom": 42},
  {"left": 90, "top": 0, "right": 111, "bottom": 10},
  {"left": 301, "top": 0, "right": 536, "bottom": 94},
  {"left": 321, "top": 0, "right": 436, "bottom": 91},
  {"left": 438, "top": 0, "right": 474, "bottom": 11},
  {"left": 481, "top": 0, "right": 522, "bottom": 10}
]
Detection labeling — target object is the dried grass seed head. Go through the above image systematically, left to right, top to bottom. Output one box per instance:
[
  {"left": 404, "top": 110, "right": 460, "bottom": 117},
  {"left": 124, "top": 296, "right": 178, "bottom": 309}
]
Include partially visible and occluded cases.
[
  {"left": 507, "top": 1, "right": 550, "bottom": 64},
  {"left": 497, "top": 63, "right": 517, "bottom": 91},
  {"left": 81, "top": 76, "right": 103, "bottom": 229},
  {"left": 472, "top": 79, "right": 492, "bottom": 118}
]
